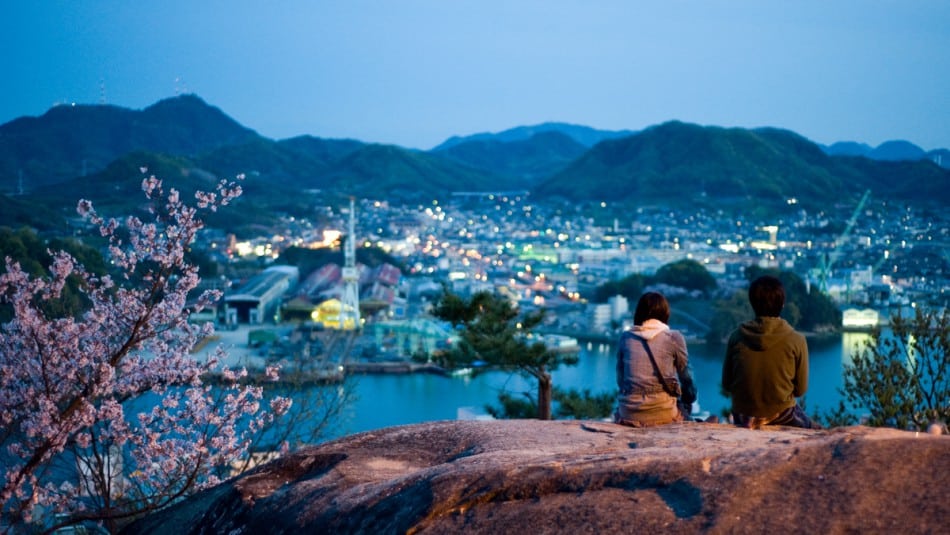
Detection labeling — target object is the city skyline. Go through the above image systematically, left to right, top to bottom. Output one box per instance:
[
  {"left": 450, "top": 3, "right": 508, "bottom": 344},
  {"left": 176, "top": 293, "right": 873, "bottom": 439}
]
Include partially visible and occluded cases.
[{"left": 2, "top": 1, "right": 949, "bottom": 151}]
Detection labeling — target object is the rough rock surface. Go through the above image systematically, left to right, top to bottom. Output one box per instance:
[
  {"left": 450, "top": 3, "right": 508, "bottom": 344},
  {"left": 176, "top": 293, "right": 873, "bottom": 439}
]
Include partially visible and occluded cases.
[{"left": 126, "top": 420, "right": 949, "bottom": 534}]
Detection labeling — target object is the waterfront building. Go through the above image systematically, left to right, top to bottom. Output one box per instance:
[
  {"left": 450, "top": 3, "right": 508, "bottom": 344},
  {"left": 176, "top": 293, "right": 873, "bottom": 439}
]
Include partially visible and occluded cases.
[
  {"left": 224, "top": 265, "right": 299, "bottom": 325},
  {"left": 590, "top": 303, "right": 612, "bottom": 331},
  {"left": 842, "top": 308, "right": 881, "bottom": 330},
  {"left": 371, "top": 318, "right": 456, "bottom": 360}
]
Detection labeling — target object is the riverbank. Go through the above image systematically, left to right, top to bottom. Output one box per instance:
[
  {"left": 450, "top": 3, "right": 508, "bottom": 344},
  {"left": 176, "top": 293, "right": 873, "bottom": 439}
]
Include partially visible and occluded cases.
[
  {"left": 194, "top": 323, "right": 855, "bottom": 429},
  {"left": 197, "top": 324, "right": 588, "bottom": 382},
  {"left": 195, "top": 325, "right": 457, "bottom": 383},
  {"left": 345, "top": 361, "right": 446, "bottom": 375}
]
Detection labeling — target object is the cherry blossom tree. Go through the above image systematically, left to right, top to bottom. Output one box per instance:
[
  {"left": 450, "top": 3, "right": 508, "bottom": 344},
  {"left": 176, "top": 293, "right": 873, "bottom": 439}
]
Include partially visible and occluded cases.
[{"left": 0, "top": 174, "right": 290, "bottom": 533}]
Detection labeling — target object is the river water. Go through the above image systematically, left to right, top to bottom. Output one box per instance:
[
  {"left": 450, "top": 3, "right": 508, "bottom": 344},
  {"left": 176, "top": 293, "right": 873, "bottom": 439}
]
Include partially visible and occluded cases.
[{"left": 323, "top": 332, "right": 871, "bottom": 441}]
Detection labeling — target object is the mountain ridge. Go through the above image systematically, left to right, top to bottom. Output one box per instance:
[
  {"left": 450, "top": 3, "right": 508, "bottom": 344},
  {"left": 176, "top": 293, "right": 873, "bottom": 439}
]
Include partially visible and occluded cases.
[
  {"left": 0, "top": 94, "right": 261, "bottom": 190},
  {"left": 1, "top": 95, "right": 947, "bottom": 230},
  {"left": 533, "top": 121, "right": 949, "bottom": 209},
  {"left": 431, "top": 122, "right": 637, "bottom": 151},
  {"left": 433, "top": 130, "right": 588, "bottom": 184},
  {"left": 314, "top": 143, "right": 506, "bottom": 198}
]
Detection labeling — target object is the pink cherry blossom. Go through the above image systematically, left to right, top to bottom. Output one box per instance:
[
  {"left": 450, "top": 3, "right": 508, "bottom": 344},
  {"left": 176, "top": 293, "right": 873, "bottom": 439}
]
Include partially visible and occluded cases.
[{"left": 0, "top": 174, "right": 288, "bottom": 532}]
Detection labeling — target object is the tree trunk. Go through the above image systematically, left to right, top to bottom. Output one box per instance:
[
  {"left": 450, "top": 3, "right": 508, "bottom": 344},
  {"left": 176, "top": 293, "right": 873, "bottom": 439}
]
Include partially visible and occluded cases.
[{"left": 537, "top": 372, "right": 552, "bottom": 420}]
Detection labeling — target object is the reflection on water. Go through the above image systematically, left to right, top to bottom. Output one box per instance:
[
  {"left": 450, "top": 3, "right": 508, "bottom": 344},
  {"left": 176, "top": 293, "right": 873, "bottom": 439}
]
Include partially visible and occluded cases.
[
  {"left": 841, "top": 332, "right": 873, "bottom": 369},
  {"left": 805, "top": 333, "right": 869, "bottom": 416},
  {"left": 320, "top": 334, "right": 862, "bottom": 442}
]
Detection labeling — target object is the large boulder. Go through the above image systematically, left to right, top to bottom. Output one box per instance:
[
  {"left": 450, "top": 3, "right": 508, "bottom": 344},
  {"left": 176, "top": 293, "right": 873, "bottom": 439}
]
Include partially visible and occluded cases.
[{"left": 126, "top": 420, "right": 949, "bottom": 534}]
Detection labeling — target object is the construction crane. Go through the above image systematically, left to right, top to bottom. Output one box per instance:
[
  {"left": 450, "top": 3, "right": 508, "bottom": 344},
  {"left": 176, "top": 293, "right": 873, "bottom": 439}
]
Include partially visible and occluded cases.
[
  {"left": 815, "top": 189, "right": 871, "bottom": 294},
  {"left": 872, "top": 249, "right": 892, "bottom": 275}
]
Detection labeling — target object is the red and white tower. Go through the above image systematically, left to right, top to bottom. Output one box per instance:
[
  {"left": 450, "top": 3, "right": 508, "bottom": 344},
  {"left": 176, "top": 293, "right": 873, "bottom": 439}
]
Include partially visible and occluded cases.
[{"left": 339, "top": 197, "right": 361, "bottom": 330}]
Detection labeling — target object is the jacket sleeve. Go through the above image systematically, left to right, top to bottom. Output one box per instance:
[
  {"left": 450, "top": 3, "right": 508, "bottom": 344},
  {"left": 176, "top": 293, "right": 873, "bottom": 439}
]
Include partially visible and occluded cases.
[
  {"left": 721, "top": 330, "right": 736, "bottom": 395},
  {"left": 671, "top": 331, "right": 689, "bottom": 373},
  {"left": 672, "top": 332, "right": 697, "bottom": 404},
  {"left": 615, "top": 334, "right": 625, "bottom": 390},
  {"left": 792, "top": 335, "right": 809, "bottom": 397},
  {"left": 678, "top": 363, "right": 697, "bottom": 405}
]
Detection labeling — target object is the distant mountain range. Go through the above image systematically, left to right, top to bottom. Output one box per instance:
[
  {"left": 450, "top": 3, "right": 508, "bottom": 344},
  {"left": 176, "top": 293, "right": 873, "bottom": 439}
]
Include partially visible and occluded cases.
[
  {"left": 0, "top": 95, "right": 947, "bottom": 231},
  {"left": 0, "top": 95, "right": 261, "bottom": 190},
  {"left": 433, "top": 122, "right": 636, "bottom": 150},
  {"left": 535, "top": 122, "right": 949, "bottom": 207},
  {"left": 433, "top": 131, "right": 589, "bottom": 183},
  {"left": 822, "top": 139, "right": 949, "bottom": 164}
]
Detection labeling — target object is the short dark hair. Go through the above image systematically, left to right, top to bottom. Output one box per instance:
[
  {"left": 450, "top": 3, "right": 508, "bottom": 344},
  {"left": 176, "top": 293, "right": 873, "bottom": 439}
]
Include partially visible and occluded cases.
[
  {"left": 749, "top": 275, "right": 785, "bottom": 317},
  {"left": 634, "top": 291, "right": 671, "bottom": 325}
]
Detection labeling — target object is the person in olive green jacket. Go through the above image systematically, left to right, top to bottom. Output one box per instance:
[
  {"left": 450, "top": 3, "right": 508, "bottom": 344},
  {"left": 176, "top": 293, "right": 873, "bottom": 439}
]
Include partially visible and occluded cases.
[{"left": 722, "top": 275, "right": 822, "bottom": 429}]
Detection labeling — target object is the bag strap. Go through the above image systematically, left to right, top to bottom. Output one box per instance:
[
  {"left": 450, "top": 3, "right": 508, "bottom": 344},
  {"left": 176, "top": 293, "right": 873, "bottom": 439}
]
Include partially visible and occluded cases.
[{"left": 639, "top": 338, "right": 678, "bottom": 398}]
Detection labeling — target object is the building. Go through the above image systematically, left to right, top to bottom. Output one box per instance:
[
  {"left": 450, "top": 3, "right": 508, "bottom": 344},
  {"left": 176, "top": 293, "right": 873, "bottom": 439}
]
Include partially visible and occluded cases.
[
  {"left": 225, "top": 265, "right": 299, "bottom": 325},
  {"left": 608, "top": 295, "right": 629, "bottom": 322},
  {"left": 590, "top": 303, "right": 612, "bottom": 331},
  {"left": 842, "top": 308, "right": 881, "bottom": 330}
]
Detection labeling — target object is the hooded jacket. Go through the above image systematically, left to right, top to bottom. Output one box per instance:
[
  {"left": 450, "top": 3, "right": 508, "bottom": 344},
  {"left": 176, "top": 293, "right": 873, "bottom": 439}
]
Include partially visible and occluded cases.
[
  {"left": 722, "top": 316, "right": 809, "bottom": 417},
  {"left": 615, "top": 319, "right": 695, "bottom": 426}
]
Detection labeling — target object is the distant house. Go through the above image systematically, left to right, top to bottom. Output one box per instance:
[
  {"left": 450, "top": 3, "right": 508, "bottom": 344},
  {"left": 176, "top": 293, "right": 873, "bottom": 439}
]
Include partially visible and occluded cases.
[
  {"left": 374, "top": 263, "right": 401, "bottom": 287},
  {"left": 298, "top": 264, "right": 341, "bottom": 298},
  {"left": 225, "top": 265, "right": 299, "bottom": 324}
]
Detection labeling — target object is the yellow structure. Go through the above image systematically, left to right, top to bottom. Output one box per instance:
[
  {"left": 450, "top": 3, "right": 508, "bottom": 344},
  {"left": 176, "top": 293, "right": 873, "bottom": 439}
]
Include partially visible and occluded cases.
[{"left": 311, "top": 299, "right": 359, "bottom": 330}]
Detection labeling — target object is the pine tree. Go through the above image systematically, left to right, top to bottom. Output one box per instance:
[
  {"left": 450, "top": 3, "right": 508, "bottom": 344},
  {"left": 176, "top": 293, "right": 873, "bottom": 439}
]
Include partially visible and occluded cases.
[{"left": 431, "top": 290, "right": 578, "bottom": 420}]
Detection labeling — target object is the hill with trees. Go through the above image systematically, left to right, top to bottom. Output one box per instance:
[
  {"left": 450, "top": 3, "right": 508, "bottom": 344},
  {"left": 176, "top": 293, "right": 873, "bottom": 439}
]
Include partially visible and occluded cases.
[
  {"left": 0, "top": 94, "right": 261, "bottom": 191},
  {"left": 3, "top": 96, "right": 948, "bottom": 225},
  {"left": 533, "top": 121, "right": 950, "bottom": 210},
  {"left": 432, "top": 122, "right": 636, "bottom": 150},
  {"left": 432, "top": 131, "right": 587, "bottom": 184},
  {"left": 822, "top": 138, "right": 948, "bottom": 168},
  {"left": 311, "top": 143, "right": 505, "bottom": 200},
  {"left": 24, "top": 152, "right": 292, "bottom": 235}
]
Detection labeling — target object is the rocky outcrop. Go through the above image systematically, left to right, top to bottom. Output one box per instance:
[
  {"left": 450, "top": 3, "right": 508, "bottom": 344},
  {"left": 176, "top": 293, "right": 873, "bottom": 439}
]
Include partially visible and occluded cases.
[{"left": 126, "top": 420, "right": 949, "bottom": 534}]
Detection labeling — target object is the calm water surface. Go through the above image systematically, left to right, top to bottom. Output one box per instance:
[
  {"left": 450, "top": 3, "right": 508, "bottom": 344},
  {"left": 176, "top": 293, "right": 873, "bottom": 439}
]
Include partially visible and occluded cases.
[{"left": 322, "top": 332, "right": 870, "bottom": 441}]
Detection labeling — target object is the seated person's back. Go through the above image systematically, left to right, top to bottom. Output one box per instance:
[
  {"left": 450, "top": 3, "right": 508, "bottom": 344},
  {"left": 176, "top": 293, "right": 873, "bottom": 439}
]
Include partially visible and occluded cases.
[{"left": 722, "top": 275, "right": 821, "bottom": 429}]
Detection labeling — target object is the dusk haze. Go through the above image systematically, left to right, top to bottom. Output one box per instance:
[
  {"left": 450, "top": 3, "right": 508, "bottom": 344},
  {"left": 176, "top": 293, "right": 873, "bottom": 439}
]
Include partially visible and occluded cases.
[
  {"left": 1, "top": 1, "right": 948, "bottom": 533},
  {"left": 3, "top": 1, "right": 949, "bottom": 150}
]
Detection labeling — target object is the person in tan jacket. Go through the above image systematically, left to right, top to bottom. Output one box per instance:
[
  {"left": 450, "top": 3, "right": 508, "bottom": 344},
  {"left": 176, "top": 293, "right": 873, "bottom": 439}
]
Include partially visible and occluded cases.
[{"left": 614, "top": 292, "right": 697, "bottom": 427}]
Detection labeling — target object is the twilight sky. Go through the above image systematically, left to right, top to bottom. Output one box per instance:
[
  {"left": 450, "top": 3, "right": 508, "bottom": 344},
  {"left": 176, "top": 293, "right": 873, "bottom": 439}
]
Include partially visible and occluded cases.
[{"left": 2, "top": 1, "right": 948, "bottom": 150}]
